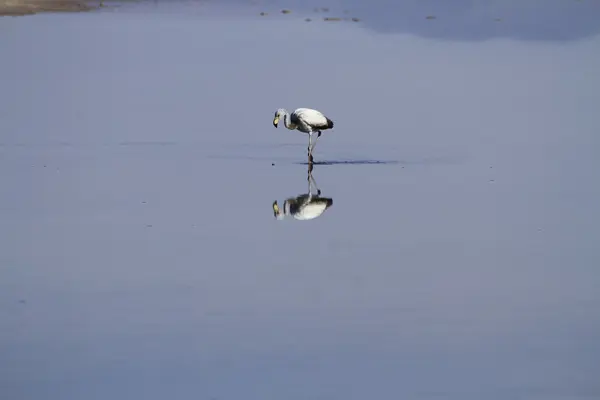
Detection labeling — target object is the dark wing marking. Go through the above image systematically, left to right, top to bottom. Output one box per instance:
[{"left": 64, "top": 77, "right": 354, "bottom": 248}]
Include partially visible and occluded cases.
[
  {"left": 290, "top": 113, "right": 300, "bottom": 125},
  {"left": 312, "top": 118, "right": 333, "bottom": 130},
  {"left": 312, "top": 197, "right": 333, "bottom": 209}
]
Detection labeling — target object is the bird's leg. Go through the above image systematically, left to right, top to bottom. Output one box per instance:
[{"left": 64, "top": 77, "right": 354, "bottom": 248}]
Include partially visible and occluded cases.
[
  {"left": 310, "top": 131, "right": 320, "bottom": 153},
  {"left": 306, "top": 132, "right": 319, "bottom": 164},
  {"left": 307, "top": 133, "right": 315, "bottom": 164}
]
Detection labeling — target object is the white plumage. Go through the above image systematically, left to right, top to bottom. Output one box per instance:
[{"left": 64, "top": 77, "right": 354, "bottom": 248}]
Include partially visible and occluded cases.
[{"left": 273, "top": 107, "right": 334, "bottom": 162}]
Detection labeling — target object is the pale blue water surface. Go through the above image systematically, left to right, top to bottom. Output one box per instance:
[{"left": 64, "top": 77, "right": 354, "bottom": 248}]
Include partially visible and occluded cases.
[{"left": 1, "top": 1, "right": 600, "bottom": 399}]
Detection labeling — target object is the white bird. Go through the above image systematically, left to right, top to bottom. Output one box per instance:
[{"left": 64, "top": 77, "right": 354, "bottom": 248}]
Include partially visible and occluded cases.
[{"left": 273, "top": 107, "right": 334, "bottom": 162}]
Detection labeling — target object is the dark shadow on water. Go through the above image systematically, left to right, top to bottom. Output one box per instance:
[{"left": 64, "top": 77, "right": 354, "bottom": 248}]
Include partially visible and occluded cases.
[
  {"left": 206, "top": 153, "right": 463, "bottom": 166},
  {"left": 205, "top": 154, "right": 402, "bottom": 165},
  {"left": 295, "top": 159, "right": 400, "bottom": 166},
  {"left": 272, "top": 163, "right": 333, "bottom": 221}
]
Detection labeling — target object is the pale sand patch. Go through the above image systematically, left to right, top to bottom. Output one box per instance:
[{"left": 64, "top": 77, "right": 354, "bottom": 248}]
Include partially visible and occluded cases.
[{"left": 0, "top": 0, "right": 99, "bottom": 16}]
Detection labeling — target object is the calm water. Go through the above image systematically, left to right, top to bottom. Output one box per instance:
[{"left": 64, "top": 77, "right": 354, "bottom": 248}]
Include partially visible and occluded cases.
[{"left": 1, "top": 1, "right": 600, "bottom": 399}]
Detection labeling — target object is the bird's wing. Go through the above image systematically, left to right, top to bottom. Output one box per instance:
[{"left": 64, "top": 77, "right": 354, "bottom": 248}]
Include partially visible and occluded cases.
[
  {"left": 293, "top": 108, "right": 328, "bottom": 127},
  {"left": 294, "top": 202, "right": 329, "bottom": 220}
]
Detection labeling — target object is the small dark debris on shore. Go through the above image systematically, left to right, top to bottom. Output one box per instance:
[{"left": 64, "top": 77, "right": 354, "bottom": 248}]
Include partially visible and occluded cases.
[
  {"left": 321, "top": 7, "right": 329, "bottom": 12},
  {"left": 281, "top": 9, "right": 291, "bottom": 14},
  {"left": 259, "top": 11, "right": 267, "bottom": 16},
  {"left": 425, "top": 15, "right": 436, "bottom": 20},
  {"left": 324, "top": 17, "right": 342, "bottom": 21},
  {"left": 351, "top": 17, "right": 360, "bottom": 22},
  {"left": 305, "top": 18, "right": 311, "bottom": 22},
  {"left": 494, "top": 18, "right": 502, "bottom": 22},
  {"left": 271, "top": 163, "right": 275, "bottom": 166}
]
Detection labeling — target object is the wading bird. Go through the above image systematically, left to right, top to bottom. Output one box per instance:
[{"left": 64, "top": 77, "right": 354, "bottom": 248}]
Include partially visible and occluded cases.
[
  {"left": 272, "top": 107, "right": 334, "bottom": 162},
  {"left": 272, "top": 163, "right": 333, "bottom": 221}
]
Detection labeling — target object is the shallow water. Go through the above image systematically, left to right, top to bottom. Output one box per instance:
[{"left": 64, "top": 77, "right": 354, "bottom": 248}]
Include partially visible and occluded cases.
[{"left": 1, "top": 2, "right": 600, "bottom": 399}]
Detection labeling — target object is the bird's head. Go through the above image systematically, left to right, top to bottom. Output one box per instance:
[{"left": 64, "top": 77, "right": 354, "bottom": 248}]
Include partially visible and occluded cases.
[
  {"left": 273, "top": 108, "right": 285, "bottom": 128},
  {"left": 272, "top": 200, "right": 285, "bottom": 220}
]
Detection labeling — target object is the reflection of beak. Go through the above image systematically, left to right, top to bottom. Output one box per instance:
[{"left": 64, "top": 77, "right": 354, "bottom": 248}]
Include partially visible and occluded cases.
[
  {"left": 273, "top": 117, "right": 279, "bottom": 127},
  {"left": 272, "top": 201, "right": 280, "bottom": 217}
]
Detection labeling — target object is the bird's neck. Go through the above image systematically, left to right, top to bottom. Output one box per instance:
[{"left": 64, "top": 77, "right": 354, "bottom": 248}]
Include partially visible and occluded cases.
[{"left": 281, "top": 110, "right": 296, "bottom": 130}]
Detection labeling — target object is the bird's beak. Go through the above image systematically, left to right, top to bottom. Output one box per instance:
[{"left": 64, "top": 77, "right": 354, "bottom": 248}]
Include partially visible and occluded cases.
[
  {"left": 273, "top": 117, "right": 279, "bottom": 127},
  {"left": 272, "top": 201, "right": 281, "bottom": 217}
]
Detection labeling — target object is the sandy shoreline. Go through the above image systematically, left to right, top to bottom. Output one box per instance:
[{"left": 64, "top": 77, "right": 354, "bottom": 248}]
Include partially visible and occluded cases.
[{"left": 0, "top": 0, "right": 101, "bottom": 16}]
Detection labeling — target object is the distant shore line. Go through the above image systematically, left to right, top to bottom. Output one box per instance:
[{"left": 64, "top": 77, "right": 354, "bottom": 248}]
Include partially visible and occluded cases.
[
  {"left": 0, "top": 0, "right": 107, "bottom": 16},
  {"left": 1, "top": 1, "right": 364, "bottom": 22}
]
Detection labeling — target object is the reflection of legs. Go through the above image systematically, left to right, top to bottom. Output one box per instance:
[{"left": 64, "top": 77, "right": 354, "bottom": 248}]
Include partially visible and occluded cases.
[{"left": 308, "top": 167, "right": 321, "bottom": 196}]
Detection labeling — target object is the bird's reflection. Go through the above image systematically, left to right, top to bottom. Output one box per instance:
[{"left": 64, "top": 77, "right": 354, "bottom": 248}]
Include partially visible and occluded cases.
[{"left": 272, "top": 163, "right": 333, "bottom": 221}]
